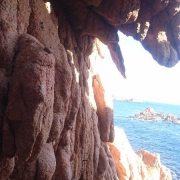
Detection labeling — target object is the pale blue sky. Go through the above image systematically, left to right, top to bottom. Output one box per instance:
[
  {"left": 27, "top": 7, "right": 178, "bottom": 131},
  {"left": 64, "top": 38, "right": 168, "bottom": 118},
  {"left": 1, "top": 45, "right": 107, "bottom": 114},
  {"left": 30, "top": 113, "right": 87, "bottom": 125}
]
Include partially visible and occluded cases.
[
  {"left": 99, "top": 32, "right": 180, "bottom": 105},
  {"left": 118, "top": 32, "right": 180, "bottom": 105}
]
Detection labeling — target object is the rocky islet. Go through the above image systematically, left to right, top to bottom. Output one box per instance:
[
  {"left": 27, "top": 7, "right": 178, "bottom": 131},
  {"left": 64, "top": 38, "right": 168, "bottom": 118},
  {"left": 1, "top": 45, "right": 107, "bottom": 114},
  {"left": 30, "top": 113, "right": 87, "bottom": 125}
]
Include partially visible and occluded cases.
[{"left": 132, "top": 107, "right": 180, "bottom": 123}]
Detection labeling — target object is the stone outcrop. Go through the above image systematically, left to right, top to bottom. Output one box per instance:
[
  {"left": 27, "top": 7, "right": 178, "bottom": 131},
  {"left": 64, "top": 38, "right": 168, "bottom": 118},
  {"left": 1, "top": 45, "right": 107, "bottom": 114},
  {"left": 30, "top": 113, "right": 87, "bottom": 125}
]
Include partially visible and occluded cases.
[
  {"left": 0, "top": 0, "right": 179, "bottom": 179},
  {"left": 133, "top": 107, "right": 180, "bottom": 123},
  {"left": 133, "top": 107, "right": 164, "bottom": 121},
  {"left": 108, "top": 127, "right": 172, "bottom": 180}
]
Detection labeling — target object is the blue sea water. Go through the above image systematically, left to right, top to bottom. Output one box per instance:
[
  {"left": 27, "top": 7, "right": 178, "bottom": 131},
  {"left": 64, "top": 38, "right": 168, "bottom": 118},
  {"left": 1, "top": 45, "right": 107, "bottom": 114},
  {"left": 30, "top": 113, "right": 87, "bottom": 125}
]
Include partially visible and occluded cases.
[{"left": 113, "top": 100, "right": 180, "bottom": 180}]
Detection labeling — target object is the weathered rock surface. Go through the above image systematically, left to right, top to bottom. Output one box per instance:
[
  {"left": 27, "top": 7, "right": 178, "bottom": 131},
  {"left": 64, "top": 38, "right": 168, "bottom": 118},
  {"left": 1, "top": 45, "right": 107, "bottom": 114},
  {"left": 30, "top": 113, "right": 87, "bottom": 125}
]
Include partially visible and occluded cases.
[
  {"left": 0, "top": 0, "right": 179, "bottom": 179},
  {"left": 53, "top": 0, "right": 180, "bottom": 70},
  {"left": 6, "top": 34, "right": 55, "bottom": 162},
  {"left": 108, "top": 127, "right": 172, "bottom": 180},
  {"left": 0, "top": 155, "right": 15, "bottom": 180}
]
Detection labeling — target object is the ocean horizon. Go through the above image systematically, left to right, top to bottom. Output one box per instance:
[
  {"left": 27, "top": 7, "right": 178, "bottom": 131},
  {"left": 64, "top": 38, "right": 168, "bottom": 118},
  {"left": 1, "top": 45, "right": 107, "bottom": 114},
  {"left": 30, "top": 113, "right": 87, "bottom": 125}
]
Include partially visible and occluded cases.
[{"left": 113, "top": 100, "right": 180, "bottom": 180}]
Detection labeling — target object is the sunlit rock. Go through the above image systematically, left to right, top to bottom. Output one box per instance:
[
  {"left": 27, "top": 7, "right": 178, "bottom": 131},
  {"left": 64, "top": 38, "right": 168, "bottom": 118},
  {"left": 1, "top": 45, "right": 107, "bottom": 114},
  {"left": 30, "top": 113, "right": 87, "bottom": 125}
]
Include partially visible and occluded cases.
[{"left": 108, "top": 127, "right": 172, "bottom": 180}]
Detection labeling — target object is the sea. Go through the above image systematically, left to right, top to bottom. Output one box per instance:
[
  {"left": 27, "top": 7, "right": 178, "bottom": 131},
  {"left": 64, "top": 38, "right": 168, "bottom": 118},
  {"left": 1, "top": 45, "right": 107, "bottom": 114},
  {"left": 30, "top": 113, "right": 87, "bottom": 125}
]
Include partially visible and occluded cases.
[{"left": 113, "top": 100, "right": 180, "bottom": 180}]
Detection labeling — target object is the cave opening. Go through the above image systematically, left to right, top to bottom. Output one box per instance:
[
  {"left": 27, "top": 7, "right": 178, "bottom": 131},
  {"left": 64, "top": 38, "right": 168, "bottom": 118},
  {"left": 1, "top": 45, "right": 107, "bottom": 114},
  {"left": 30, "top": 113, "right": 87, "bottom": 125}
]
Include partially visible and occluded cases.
[
  {"left": 1, "top": 0, "right": 180, "bottom": 180},
  {"left": 110, "top": 31, "right": 180, "bottom": 179}
]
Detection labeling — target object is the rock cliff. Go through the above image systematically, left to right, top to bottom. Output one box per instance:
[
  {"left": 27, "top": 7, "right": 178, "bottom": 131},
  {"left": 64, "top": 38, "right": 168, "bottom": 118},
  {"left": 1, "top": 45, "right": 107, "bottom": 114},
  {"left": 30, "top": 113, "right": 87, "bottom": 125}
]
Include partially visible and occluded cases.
[{"left": 0, "top": 0, "right": 179, "bottom": 180}]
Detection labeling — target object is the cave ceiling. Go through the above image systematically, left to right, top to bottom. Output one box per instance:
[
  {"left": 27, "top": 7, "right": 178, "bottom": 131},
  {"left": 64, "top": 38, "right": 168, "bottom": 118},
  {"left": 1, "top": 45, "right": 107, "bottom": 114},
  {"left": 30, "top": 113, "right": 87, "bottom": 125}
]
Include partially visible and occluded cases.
[{"left": 50, "top": 0, "right": 180, "bottom": 77}]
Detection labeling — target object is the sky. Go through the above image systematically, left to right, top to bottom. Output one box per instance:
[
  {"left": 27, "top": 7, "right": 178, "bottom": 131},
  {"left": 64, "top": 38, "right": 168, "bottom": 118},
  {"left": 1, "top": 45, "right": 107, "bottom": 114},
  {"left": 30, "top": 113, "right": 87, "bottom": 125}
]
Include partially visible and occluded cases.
[{"left": 99, "top": 32, "right": 180, "bottom": 105}]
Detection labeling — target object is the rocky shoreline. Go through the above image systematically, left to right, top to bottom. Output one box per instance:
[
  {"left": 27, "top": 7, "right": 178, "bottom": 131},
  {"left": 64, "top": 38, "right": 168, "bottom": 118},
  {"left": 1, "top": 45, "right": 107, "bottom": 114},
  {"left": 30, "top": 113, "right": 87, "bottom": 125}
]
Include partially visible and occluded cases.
[
  {"left": 131, "top": 107, "right": 180, "bottom": 123},
  {"left": 108, "top": 127, "right": 172, "bottom": 180}
]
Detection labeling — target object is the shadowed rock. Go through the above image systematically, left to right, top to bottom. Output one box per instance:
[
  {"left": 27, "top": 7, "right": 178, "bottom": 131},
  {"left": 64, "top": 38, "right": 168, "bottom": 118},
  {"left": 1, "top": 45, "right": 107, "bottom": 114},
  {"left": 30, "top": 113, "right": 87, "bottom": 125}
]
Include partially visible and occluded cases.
[{"left": 6, "top": 34, "right": 55, "bottom": 162}]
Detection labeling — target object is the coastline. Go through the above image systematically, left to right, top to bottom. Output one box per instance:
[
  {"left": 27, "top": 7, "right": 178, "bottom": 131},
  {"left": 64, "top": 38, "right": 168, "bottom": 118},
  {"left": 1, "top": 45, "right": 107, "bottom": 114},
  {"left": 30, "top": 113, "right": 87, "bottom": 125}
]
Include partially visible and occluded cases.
[
  {"left": 113, "top": 100, "right": 180, "bottom": 179},
  {"left": 108, "top": 126, "right": 172, "bottom": 180}
]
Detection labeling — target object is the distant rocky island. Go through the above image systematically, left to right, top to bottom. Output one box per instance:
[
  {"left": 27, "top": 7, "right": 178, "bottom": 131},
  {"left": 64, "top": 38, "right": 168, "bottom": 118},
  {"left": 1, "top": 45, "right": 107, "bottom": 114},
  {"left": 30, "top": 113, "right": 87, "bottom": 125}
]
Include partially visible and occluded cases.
[{"left": 131, "top": 107, "right": 180, "bottom": 123}]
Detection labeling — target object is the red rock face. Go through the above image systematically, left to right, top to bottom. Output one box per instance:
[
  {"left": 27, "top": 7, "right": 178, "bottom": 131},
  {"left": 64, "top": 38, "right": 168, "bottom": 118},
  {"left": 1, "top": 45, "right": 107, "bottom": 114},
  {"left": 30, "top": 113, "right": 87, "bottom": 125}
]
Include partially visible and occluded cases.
[
  {"left": 0, "top": 0, "right": 178, "bottom": 179},
  {"left": 93, "top": 75, "right": 114, "bottom": 142}
]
